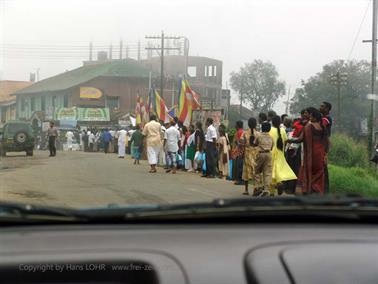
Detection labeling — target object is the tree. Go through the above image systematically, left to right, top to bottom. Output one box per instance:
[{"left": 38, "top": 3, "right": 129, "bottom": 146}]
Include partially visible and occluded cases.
[
  {"left": 230, "top": 60, "right": 285, "bottom": 112},
  {"left": 290, "top": 60, "right": 371, "bottom": 136}
]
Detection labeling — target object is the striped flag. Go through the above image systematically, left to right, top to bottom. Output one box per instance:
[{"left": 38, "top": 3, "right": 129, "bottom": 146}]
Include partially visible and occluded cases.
[
  {"left": 178, "top": 79, "right": 201, "bottom": 126},
  {"left": 148, "top": 89, "right": 170, "bottom": 123},
  {"left": 135, "top": 95, "right": 142, "bottom": 125}
]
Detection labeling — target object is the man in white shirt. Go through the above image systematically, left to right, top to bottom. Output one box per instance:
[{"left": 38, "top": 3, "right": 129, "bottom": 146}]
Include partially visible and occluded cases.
[
  {"left": 142, "top": 114, "right": 162, "bottom": 173},
  {"left": 203, "top": 117, "right": 218, "bottom": 178},
  {"left": 164, "top": 121, "right": 181, "bottom": 174},
  {"left": 117, "top": 128, "right": 127, "bottom": 158},
  {"left": 65, "top": 130, "right": 74, "bottom": 151},
  {"left": 88, "top": 131, "right": 95, "bottom": 152}
]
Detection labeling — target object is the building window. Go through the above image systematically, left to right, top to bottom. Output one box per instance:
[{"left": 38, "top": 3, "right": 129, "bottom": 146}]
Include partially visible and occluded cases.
[
  {"left": 213, "top": 65, "right": 217, "bottom": 77},
  {"left": 187, "top": 66, "right": 197, "bottom": 77},
  {"left": 63, "top": 94, "right": 69, "bottom": 107},
  {"left": 41, "top": 96, "right": 46, "bottom": 111},
  {"left": 52, "top": 96, "right": 56, "bottom": 108},
  {"left": 106, "top": 96, "right": 119, "bottom": 110}
]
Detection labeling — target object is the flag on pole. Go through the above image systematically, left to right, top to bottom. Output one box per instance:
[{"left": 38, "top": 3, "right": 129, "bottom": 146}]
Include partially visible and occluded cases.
[
  {"left": 178, "top": 79, "right": 201, "bottom": 126},
  {"left": 148, "top": 88, "right": 170, "bottom": 123},
  {"left": 135, "top": 95, "right": 142, "bottom": 125},
  {"left": 168, "top": 105, "right": 178, "bottom": 118}
]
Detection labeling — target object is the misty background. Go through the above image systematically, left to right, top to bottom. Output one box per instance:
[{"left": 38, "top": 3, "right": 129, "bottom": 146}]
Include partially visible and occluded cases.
[{"left": 0, "top": 0, "right": 374, "bottom": 112}]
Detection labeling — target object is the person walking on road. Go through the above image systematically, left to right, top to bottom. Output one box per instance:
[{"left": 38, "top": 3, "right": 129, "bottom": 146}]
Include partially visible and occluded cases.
[
  {"left": 142, "top": 114, "right": 162, "bottom": 173},
  {"left": 164, "top": 120, "right": 181, "bottom": 174},
  {"left": 48, "top": 121, "right": 58, "bottom": 157},
  {"left": 130, "top": 125, "right": 144, "bottom": 165},
  {"left": 117, "top": 128, "right": 127, "bottom": 158},
  {"left": 102, "top": 129, "right": 112, "bottom": 154},
  {"left": 65, "top": 130, "right": 74, "bottom": 151}
]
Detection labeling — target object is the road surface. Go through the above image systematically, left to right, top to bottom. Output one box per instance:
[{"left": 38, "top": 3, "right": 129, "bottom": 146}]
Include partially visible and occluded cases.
[{"left": 0, "top": 151, "right": 246, "bottom": 208}]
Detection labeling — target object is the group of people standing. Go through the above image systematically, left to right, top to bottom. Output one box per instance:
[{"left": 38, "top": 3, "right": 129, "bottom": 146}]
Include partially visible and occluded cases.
[
  {"left": 141, "top": 101, "right": 333, "bottom": 196},
  {"left": 230, "top": 102, "right": 333, "bottom": 196}
]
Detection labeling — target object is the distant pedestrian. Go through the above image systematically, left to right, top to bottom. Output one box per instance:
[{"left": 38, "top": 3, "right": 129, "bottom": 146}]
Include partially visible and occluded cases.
[
  {"left": 319, "top": 101, "right": 333, "bottom": 194},
  {"left": 289, "top": 110, "right": 329, "bottom": 195},
  {"left": 142, "top": 114, "right": 162, "bottom": 173},
  {"left": 270, "top": 116, "right": 297, "bottom": 195},
  {"left": 203, "top": 118, "right": 218, "bottom": 178},
  {"left": 242, "top": 118, "right": 259, "bottom": 195},
  {"left": 164, "top": 120, "right": 181, "bottom": 174},
  {"left": 231, "top": 120, "right": 244, "bottom": 185},
  {"left": 48, "top": 121, "right": 58, "bottom": 157},
  {"left": 194, "top": 121, "right": 205, "bottom": 172},
  {"left": 253, "top": 122, "right": 274, "bottom": 197},
  {"left": 130, "top": 125, "right": 144, "bottom": 165},
  {"left": 186, "top": 125, "right": 196, "bottom": 172},
  {"left": 217, "top": 127, "right": 230, "bottom": 180},
  {"left": 117, "top": 128, "right": 127, "bottom": 158},
  {"left": 102, "top": 129, "right": 112, "bottom": 154},
  {"left": 65, "top": 130, "right": 74, "bottom": 151},
  {"left": 83, "top": 130, "right": 89, "bottom": 152},
  {"left": 88, "top": 131, "right": 95, "bottom": 152}
]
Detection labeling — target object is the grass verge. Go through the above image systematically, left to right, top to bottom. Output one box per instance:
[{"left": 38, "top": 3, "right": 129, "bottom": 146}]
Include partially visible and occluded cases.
[{"left": 329, "top": 164, "right": 378, "bottom": 197}]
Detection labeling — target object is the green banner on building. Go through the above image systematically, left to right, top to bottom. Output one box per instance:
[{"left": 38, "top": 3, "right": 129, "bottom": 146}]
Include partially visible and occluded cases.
[
  {"left": 54, "top": 107, "right": 110, "bottom": 121},
  {"left": 54, "top": 107, "right": 77, "bottom": 120},
  {"left": 77, "top": 108, "right": 110, "bottom": 121}
]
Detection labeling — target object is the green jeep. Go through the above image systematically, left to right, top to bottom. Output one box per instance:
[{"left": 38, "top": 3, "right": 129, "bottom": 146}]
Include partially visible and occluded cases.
[{"left": 0, "top": 121, "right": 35, "bottom": 157}]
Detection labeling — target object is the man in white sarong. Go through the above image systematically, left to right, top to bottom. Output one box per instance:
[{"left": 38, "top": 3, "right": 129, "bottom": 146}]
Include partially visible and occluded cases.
[
  {"left": 142, "top": 114, "right": 162, "bottom": 173},
  {"left": 117, "top": 128, "right": 127, "bottom": 158},
  {"left": 65, "top": 130, "right": 74, "bottom": 151}
]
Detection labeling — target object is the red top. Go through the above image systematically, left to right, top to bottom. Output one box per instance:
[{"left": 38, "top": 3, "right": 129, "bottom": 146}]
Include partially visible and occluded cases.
[
  {"left": 292, "top": 120, "right": 304, "bottom": 137},
  {"left": 236, "top": 128, "right": 244, "bottom": 140}
]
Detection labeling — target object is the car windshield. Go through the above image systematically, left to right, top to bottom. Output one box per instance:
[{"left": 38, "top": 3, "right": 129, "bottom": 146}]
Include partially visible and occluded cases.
[{"left": 0, "top": 0, "right": 377, "bottom": 213}]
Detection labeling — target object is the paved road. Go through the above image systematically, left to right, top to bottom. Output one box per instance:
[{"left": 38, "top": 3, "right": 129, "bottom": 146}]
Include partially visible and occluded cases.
[{"left": 0, "top": 151, "right": 246, "bottom": 208}]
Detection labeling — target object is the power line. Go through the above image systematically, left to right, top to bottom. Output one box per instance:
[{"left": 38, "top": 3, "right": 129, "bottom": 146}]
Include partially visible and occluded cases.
[{"left": 347, "top": 0, "right": 372, "bottom": 61}]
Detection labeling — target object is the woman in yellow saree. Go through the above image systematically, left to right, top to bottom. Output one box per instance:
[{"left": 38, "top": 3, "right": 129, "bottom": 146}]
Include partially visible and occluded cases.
[{"left": 269, "top": 116, "right": 297, "bottom": 194}]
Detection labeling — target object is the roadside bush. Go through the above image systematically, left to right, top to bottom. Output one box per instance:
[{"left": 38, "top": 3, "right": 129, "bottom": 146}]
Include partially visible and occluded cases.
[
  {"left": 329, "top": 133, "right": 369, "bottom": 168},
  {"left": 329, "top": 164, "right": 378, "bottom": 197}
]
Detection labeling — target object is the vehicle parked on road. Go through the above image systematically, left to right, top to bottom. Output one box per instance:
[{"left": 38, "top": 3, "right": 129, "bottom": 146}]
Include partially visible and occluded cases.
[{"left": 0, "top": 121, "right": 35, "bottom": 157}]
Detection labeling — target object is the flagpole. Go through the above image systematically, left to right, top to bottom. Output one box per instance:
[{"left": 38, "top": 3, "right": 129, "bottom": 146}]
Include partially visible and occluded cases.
[{"left": 148, "top": 71, "right": 152, "bottom": 90}]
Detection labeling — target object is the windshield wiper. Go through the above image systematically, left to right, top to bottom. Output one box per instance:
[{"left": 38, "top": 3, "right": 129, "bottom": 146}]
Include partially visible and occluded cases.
[
  {"left": 79, "top": 195, "right": 378, "bottom": 221},
  {"left": 0, "top": 201, "right": 87, "bottom": 223}
]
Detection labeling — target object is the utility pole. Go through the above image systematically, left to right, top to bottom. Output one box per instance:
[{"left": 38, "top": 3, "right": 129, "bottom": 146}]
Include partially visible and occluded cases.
[
  {"left": 362, "top": 0, "right": 378, "bottom": 153},
  {"left": 371, "top": 0, "right": 377, "bottom": 152},
  {"left": 145, "top": 31, "right": 181, "bottom": 99},
  {"left": 182, "top": 37, "right": 190, "bottom": 77},
  {"left": 119, "top": 40, "right": 123, "bottom": 59},
  {"left": 137, "top": 41, "right": 141, "bottom": 61},
  {"left": 89, "top": 42, "right": 93, "bottom": 61},
  {"left": 109, "top": 44, "right": 113, "bottom": 60},
  {"left": 125, "top": 45, "right": 129, "bottom": 59},
  {"left": 330, "top": 71, "right": 348, "bottom": 130}
]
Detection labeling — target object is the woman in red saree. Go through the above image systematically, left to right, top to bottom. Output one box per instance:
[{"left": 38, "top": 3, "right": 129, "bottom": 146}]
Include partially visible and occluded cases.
[{"left": 289, "top": 110, "right": 329, "bottom": 195}]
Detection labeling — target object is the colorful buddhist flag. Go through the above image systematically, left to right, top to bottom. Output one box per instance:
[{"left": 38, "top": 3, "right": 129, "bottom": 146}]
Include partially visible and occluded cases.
[
  {"left": 178, "top": 79, "right": 201, "bottom": 126},
  {"left": 148, "top": 89, "right": 170, "bottom": 123},
  {"left": 135, "top": 95, "right": 142, "bottom": 125}
]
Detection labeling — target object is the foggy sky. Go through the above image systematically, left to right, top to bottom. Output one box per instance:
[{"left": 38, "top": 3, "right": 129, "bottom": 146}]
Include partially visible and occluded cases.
[{"left": 0, "top": 0, "right": 374, "bottom": 112}]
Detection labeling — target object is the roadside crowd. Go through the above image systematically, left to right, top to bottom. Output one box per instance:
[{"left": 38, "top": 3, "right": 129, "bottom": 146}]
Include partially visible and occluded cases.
[
  {"left": 47, "top": 101, "right": 333, "bottom": 196},
  {"left": 133, "top": 102, "right": 333, "bottom": 196}
]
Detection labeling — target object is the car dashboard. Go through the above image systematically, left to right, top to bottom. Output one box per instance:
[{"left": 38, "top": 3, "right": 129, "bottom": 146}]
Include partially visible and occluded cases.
[{"left": 0, "top": 223, "right": 377, "bottom": 284}]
